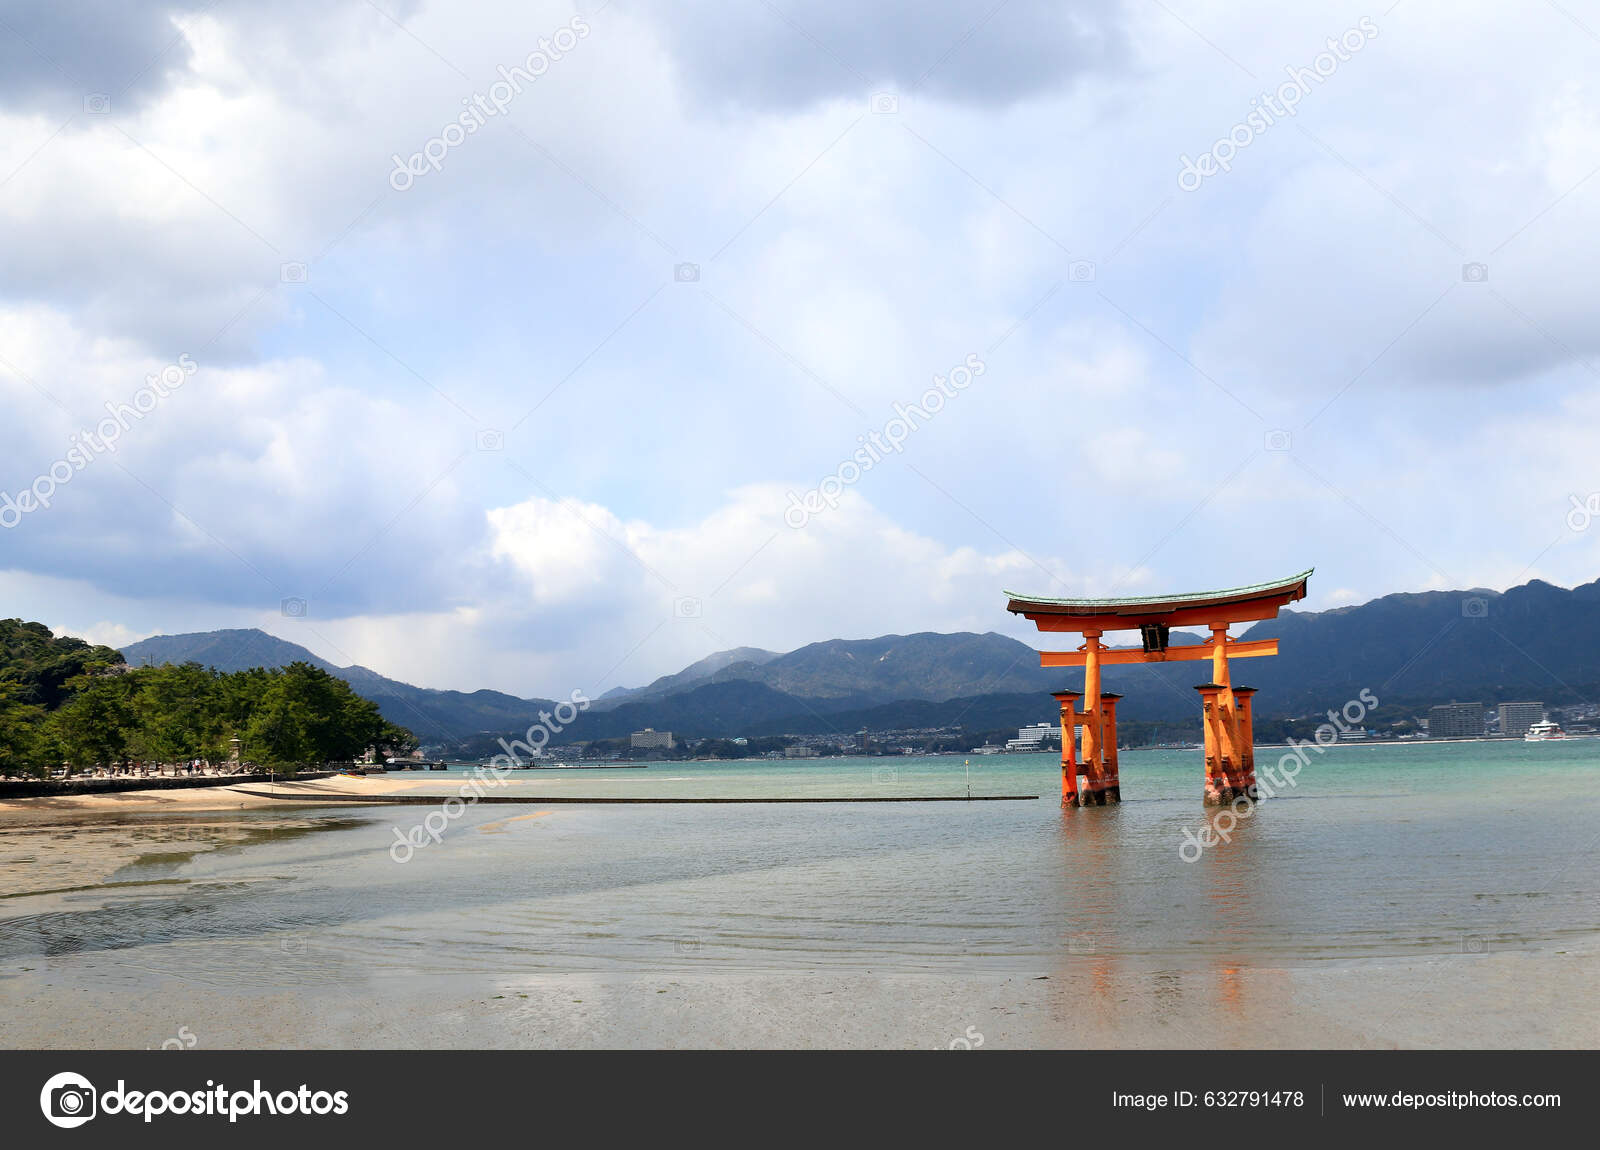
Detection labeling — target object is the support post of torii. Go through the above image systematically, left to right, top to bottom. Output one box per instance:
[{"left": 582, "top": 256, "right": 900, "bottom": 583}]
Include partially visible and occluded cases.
[
  {"left": 1005, "top": 570, "right": 1311, "bottom": 806},
  {"left": 1080, "top": 631, "right": 1104, "bottom": 804},
  {"left": 1233, "top": 686, "right": 1257, "bottom": 798},
  {"left": 1050, "top": 689, "right": 1081, "bottom": 806},
  {"left": 1100, "top": 693, "right": 1122, "bottom": 803}
]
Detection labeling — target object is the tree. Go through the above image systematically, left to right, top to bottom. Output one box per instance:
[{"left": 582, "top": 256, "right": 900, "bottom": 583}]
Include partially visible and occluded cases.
[
  {"left": 0, "top": 618, "right": 125, "bottom": 709},
  {"left": 0, "top": 625, "right": 417, "bottom": 777},
  {"left": 128, "top": 662, "right": 227, "bottom": 763},
  {"left": 244, "top": 662, "right": 394, "bottom": 767},
  {"left": 47, "top": 673, "right": 137, "bottom": 774},
  {"left": 0, "top": 683, "right": 47, "bottom": 777},
  {"left": 374, "top": 720, "right": 418, "bottom": 758}
]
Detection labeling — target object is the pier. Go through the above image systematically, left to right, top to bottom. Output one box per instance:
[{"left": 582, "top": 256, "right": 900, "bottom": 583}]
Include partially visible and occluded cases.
[{"left": 232, "top": 788, "right": 1039, "bottom": 805}]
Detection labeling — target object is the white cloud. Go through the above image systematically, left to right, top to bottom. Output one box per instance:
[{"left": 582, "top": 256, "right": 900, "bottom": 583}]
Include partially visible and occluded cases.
[
  {"left": 2, "top": 0, "right": 1599, "bottom": 699},
  {"left": 475, "top": 483, "right": 1087, "bottom": 693}
]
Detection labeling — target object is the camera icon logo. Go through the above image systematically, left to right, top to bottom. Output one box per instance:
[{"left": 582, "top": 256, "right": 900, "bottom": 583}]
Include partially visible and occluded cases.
[
  {"left": 871, "top": 92, "right": 898, "bottom": 114},
  {"left": 84, "top": 93, "right": 111, "bottom": 115},
  {"left": 1068, "top": 259, "right": 1096, "bottom": 282},
  {"left": 280, "top": 261, "right": 308, "bottom": 284},
  {"left": 674, "top": 262, "right": 700, "bottom": 283},
  {"left": 1462, "top": 262, "right": 1489, "bottom": 283},
  {"left": 476, "top": 428, "right": 504, "bottom": 452},
  {"left": 1264, "top": 428, "right": 1292, "bottom": 452},
  {"left": 1566, "top": 492, "right": 1600, "bottom": 533},
  {"left": 673, "top": 596, "right": 702, "bottom": 619},
  {"left": 1462, "top": 596, "right": 1488, "bottom": 618},
  {"left": 281, "top": 597, "right": 308, "bottom": 618},
  {"left": 871, "top": 766, "right": 898, "bottom": 785},
  {"left": 1067, "top": 931, "right": 1097, "bottom": 955},
  {"left": 280, "top": 933, "right": 308, "bottom": 955},
  {"left": 1461, "top": 934, "right": 1490, "bottom": 955},
  {"left": 674, "top": 937, "right": 702, "bottom": 955},
  {"left": 40, "top": 1072, "right": 97, "bottom": 1128}
]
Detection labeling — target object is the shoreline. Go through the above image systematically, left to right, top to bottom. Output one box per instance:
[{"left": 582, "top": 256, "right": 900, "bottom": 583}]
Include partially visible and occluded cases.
[
  {"left": 0, "top": 769, "right": 338, "bottom": 800},
  {"left": 0, "top": 774, "right": 450, "bottom": 815},
  {"left": 0, "top": 774, "right": 1041, "bottom": 816}
]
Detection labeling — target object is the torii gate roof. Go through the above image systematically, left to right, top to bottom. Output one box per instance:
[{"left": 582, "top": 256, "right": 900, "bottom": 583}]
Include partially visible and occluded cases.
[{"left": 1005, "top": 569, "right": 1313, "bottom": 631}]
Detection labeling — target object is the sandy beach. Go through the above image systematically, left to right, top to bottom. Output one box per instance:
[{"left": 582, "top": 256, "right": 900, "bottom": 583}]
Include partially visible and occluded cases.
[
  {"left": 0, "top": 774, "right": 467, "bottom": 816},
  {"left": 5, "top": 950, "right": 1595, "bottom": 1049}
]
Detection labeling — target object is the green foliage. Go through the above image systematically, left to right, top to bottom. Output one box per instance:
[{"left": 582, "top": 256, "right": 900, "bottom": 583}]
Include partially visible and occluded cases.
[
  {"left": 0, "top": 618, "right": 124, "bottom": 709},
  {"left": 0, "top": 623, "right": 415, "bottom": 775},
  {"left": 126, "top": 662, "right": 228, "bottom": 762},
  {"left": 243, "top": 662, "right": 388, "bottom": 764},
  {"left": 47, "top": 673, "right": 137, "bottom": 772},
  {"left": 0, "top": 683, "right": 48, "bottom": 777},
  {"left": 377, "top": 721, "right": 419, "bottom": 757}
]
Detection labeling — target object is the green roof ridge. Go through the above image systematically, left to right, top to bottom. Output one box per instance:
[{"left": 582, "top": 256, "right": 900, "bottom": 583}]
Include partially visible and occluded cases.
[{"left": 1005, "top": 568, "right": 1314, "bottom": 608}]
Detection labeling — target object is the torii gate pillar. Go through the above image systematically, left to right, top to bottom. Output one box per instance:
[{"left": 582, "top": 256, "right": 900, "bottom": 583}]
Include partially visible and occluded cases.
[{"left": 1050, "top": 689, "right": 1081, "bottom": 807}]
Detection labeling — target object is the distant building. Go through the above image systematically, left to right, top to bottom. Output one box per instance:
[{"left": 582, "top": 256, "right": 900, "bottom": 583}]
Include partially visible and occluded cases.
[
  {"left": 1498, "top": 701, "right": 1544, "bottom": 738},
  {"left": 1428, "top": 702, "right": 1485, "bottom": 739},
  {"left": 1006, "top": 722, "right": 1058, "bottom": 752},
  {"left": 630, "top": 728, "right": 675, "bottom": 750},
  {"left": 783, "top": 744, "right": 817, "bottom": 758}
]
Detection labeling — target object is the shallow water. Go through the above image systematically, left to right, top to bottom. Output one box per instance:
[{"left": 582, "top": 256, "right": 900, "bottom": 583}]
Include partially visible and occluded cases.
[{"left": 2, "top": 741, "right": 1597, "bottom": 996}]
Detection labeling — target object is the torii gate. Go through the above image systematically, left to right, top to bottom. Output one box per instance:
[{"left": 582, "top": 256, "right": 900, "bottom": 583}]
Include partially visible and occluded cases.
[{"left": 1004, "top": 570, "right": 1312, "bottom": 807}]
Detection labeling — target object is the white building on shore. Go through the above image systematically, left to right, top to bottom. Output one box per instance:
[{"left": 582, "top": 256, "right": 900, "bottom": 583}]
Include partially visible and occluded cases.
[{"left": 1005, "top": 722, "right": 1058, "bottom": 752}]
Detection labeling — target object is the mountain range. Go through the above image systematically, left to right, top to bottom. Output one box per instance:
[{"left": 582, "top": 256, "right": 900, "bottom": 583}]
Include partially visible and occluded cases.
[{"left": 119, "top": 575, "right": 1600, "bottom": 747}]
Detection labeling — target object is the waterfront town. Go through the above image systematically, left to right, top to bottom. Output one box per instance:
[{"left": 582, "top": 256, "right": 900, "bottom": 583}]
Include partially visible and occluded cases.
[{"left": 532, "top": 699, "right": 1594, "bottom": 763}]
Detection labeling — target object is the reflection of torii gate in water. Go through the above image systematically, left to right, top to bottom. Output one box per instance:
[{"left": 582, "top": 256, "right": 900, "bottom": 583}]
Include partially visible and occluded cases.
[{"left": 1004, "top": 570, "right": 1313, "bottom": 807}]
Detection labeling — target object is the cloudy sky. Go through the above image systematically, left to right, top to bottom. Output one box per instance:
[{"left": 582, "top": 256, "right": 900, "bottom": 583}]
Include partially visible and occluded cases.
[{"left": 2, "top": 0, "right": 1598, "bottom": 698}]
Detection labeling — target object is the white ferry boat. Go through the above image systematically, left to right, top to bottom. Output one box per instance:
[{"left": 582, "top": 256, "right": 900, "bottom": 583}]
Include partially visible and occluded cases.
[{"left": 1524, "top": 720, "right": 1566, "bottom": 741}]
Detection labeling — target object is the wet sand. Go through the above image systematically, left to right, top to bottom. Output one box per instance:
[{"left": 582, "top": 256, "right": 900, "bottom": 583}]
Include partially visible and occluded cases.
[
  {"left": 0, "top": 774, "right": 465, "bottom": 816},
  {"left": 4, "top": 951, "right": 1595, "bottom": 1049}
]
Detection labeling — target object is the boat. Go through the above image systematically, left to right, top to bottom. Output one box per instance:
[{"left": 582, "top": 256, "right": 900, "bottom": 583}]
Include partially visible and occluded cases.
[{"left": 1524, "top": 720, "right": 1566, "bottom": 741}]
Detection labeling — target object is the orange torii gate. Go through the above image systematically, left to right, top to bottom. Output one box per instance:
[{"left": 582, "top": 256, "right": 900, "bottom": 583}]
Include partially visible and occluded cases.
[{"left": 1005, "top": 570, "right": 1312, "bottom": 806}]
